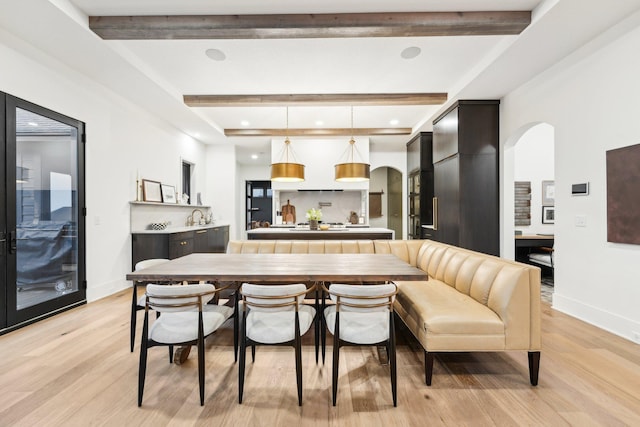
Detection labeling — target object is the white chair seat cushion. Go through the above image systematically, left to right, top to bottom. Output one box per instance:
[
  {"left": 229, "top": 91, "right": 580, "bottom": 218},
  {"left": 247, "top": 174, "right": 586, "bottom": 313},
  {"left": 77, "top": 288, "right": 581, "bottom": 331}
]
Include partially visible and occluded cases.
[
  {"left": 149, "top": 305, "right": 233, "bottom": 344},
  {"left": 246, "top": 305, "right": 316, "bottom": 344},
  {"left": 324, "top": 306, "right": 389, "bottom": 345}
]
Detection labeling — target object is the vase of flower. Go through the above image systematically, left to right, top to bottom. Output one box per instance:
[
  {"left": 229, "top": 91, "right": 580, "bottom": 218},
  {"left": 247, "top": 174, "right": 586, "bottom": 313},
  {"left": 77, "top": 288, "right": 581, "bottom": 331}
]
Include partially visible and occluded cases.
[{"left": 306, "top": 208, "right": 322, "bottom": 230}]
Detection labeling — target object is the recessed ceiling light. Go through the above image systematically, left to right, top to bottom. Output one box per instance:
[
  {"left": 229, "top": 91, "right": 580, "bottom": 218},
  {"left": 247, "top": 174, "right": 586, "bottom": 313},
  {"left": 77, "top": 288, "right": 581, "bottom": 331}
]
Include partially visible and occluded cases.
[
  {"left": 401, "top": 46, "right": 421, "bottom": 59},
  {"left": 205, "top": 48, "right": 226, "bottom": 61},
  {"left": 390, "top": 119, "right": 400, "bottom": 126},
  {"left": 241, "top": 120, "right": 250, "bottom": 127},
  {"left": 315, "top": 120, "right": 324, "bottom": 126},
  {"left": 28, "top": 122, "right": 38, "bottom": 126},
  {"left": 251, "top": 154, "right": 258, "bottom": 160}
]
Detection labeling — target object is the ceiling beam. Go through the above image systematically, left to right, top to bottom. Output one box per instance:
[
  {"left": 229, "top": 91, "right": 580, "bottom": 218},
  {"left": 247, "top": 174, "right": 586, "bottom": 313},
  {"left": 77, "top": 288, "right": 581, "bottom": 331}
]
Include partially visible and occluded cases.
[
  {"left": 89, "top": 11, "right": 531, "bottom": 40},
  {"left": 185, "top": 93, "right": 447, "bottom": 107},
  {"left": 224, "top": 128, "right": 412, "bottom": 137}
]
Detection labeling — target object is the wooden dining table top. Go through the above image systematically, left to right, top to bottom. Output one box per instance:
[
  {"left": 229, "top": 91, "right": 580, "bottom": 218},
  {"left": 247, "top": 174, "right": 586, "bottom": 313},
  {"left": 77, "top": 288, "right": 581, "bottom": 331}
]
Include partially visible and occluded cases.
[{"left": 126, "top": 253, "right": 427, "bottom": 283}]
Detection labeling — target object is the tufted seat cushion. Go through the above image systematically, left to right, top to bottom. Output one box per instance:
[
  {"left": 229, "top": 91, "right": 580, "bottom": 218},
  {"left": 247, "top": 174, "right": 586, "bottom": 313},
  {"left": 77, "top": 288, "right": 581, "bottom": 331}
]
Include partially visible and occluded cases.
[
  {"left": 394, "top": 280, "right": 505, "bottom": 351},
  {"left": 149, "top": 306, "right": 233, "bottom": 344}
]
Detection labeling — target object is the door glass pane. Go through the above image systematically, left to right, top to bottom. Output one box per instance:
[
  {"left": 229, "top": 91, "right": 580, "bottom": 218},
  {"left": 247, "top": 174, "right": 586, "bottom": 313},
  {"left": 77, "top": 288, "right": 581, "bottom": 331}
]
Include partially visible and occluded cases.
[{"left": 16, "top": 108, "right": 79, "bottom": 310}]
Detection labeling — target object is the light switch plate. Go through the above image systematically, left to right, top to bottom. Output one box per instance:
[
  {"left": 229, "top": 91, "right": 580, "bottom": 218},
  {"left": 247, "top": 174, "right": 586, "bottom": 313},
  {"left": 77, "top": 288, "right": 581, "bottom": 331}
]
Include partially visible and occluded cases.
[{"left": 575, "top": 215, "right": 587, "bottom": 227}]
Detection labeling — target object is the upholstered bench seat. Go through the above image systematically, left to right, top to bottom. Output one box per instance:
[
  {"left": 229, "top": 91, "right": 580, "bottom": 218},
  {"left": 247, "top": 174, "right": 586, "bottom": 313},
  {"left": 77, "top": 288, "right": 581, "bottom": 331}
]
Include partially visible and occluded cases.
[{"left": 394, "top": 281, "right": 505, "bottom": 351}]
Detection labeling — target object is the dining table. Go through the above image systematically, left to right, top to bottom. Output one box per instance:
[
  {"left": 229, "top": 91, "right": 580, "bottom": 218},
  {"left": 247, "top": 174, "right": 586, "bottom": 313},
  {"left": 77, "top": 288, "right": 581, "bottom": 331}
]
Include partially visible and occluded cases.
[{"left": 126, "top": 252, "right": 428, "bottom": 284}]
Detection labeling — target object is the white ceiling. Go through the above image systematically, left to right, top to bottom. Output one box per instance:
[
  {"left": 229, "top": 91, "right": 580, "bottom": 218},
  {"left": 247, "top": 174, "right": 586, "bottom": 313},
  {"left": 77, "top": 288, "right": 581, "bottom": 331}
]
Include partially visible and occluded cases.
[{"left": 2, "top": 0, "right": 640, "bottom": 164}]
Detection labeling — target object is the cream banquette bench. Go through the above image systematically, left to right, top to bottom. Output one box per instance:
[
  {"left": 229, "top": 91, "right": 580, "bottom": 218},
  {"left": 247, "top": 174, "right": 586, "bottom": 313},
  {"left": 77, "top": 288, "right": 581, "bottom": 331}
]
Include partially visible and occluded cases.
[{"left": 227, "top": 239, "right": 541, "bottom": 386}]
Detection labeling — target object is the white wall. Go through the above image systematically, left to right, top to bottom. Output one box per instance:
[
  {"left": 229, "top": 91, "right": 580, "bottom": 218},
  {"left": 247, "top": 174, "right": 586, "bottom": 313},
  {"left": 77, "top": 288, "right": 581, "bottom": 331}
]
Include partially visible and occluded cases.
[
  {"left": 500, "top": 20, "right": 640, "bottom": 342},
  {"left": 0, "top": 35, "right": 207, "bottom": 302},
  {"left": 514, "top": 123, "right": 555, "bottom": 234},
  {"left": 205, "top": 144, "right": 239, "bottom": 239}
]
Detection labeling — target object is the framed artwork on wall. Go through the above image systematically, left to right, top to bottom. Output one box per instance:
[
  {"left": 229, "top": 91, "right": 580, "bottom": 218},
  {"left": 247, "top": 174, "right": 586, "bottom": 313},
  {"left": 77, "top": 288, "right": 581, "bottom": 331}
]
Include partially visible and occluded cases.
[
  {"left": 142, "top": 179, "right": 162, "bottom": 202},
  {"left": 542, "top": 180, "right": 555, "bottom": 205},
  {"left": 161, "top": 184, "right": 176, "bottom": 203},
  {"left": 542, "top": 206, "right": 555, "bottom": 224}
]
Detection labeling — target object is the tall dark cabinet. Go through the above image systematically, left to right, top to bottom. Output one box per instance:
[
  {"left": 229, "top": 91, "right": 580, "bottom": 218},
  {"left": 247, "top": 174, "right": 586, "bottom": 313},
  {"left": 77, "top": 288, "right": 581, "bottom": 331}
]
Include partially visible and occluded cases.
[
  {"left": 426, "top": 100, "right": 500, "bottom": 255},
  {"left": 406, "top": 132, "right": 433, "bottom": 239}
]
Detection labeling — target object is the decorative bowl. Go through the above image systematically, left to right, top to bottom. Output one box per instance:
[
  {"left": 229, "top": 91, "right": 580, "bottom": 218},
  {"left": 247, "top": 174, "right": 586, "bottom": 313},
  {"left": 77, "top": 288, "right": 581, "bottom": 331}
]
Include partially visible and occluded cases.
[{"left": 319, "top": 224, "right": 330, "bottom": 231}]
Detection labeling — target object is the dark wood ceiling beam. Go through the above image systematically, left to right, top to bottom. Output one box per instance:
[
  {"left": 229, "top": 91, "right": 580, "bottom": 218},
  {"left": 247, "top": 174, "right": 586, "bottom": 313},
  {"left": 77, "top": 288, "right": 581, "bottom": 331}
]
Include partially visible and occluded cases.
[
  {"left": 89, "top": 12, "right": 531, "bottom": 40},
  {"left": 185, "top": 93, "right": 447, "bottom": 107},
  {"left": 224, "top": 128, "right": 412, "bottom": 137}
]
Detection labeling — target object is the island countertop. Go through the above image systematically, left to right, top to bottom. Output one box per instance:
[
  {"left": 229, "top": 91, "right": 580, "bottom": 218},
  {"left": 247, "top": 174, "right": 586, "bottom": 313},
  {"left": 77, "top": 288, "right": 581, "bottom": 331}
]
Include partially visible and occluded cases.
[{"left": 246, "top": 227, "right": 394, "bottom": 240}]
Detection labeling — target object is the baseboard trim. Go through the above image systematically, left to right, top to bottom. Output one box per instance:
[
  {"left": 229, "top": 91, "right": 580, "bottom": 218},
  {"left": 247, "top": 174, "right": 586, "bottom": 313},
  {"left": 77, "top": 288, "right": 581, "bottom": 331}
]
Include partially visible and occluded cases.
[
  {"left": 87, "top": 278, "right": 129, "bottom": 303},
  {"left": 553, "top": 293, "right": 640, "bottom": 345}
]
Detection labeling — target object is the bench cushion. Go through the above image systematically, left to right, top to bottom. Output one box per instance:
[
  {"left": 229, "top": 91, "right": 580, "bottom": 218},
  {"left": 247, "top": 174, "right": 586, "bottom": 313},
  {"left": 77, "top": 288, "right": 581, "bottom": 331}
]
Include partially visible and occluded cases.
[{"left": 394, "top": 280, "right": 506, "bottom": 351}]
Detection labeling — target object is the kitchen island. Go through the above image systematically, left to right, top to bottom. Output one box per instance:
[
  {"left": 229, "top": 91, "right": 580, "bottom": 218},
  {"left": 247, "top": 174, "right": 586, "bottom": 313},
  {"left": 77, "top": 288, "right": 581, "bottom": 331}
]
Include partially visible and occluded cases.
[{"left": 246, "top": 226, "right": 394, "bottom": 240}]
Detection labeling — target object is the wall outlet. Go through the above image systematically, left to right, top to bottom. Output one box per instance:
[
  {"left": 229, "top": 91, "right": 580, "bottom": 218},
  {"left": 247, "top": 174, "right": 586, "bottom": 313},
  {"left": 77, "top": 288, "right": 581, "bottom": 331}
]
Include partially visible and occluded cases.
[
  {"left": 575, "top": 215, "right": 587, "bottom": 227},
  {"left": 94, "top": 216, "right": 101, "bottom": 226},
  {"left": 632, "top": 331, "right": 640, "bottom": 344}
]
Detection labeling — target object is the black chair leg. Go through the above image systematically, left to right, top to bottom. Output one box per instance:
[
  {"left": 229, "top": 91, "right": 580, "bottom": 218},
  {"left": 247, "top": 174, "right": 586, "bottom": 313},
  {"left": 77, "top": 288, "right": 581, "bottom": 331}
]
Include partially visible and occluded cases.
[
  {"left": 130, "top": 284, "right": 138, "bottom": 352},
  {"left": 314, "top": 286, "right": 320, "bottom": 364},
  {"left": 233, "top": 289, "right": 239, "bottom": 363},
  {"left": 321, "top": 293, "right": 327, "bottom": 365},
  {"left": 138, "top": 312, "right": 149, "bottom": 407},
  {"left": 239, "top": 314, "right": 247, "bottom": 404},
  {"left": 332, "top": 315, "right": 340, "bottom": 406},
  {"left": 389, "top": 316, "right": 397, "bottom": 407},
  {"left": 198, "top": 337, "right": 205, "bottom": 405},
  {"left": 295, "top": 337, "right": 303, "bottom": 406},
  {"left": 169, "top": 345, "right": 174, "bottom": 364},
  {"left": 251, "top": 345, "right": 256, "bottom": 363},
  {"left": 424, "top": 350, "right": 434, "bottom": 386},
  {"left": 528, "top": 351, "right": 541, "bottom": 386}
]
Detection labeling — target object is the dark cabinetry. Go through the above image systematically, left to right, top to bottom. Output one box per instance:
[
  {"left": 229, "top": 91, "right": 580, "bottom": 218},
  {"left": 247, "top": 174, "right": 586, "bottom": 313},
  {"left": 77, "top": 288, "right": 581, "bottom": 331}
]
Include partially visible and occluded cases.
[
  {"left": 430, "top": 100, "right": 499, "bottom": 255},
  {"left": 406, "top": 132, "right": 433, "bottom": 239},
  {"left": 132, "top": 225, "right": 229, "bottom": 267}
]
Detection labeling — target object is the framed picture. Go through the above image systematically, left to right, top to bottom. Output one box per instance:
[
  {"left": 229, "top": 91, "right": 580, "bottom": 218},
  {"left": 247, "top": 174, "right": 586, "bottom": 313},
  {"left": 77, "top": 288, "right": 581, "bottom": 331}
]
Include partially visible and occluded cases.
[
  {"left": 142, "top": 179, "right": 162, "bottom": 202},
  {"left": 542, "top": 180, "right": 555, "bottom": 205},
  {"left": 161, "top": 184, "right": 176, "bottom": 203},
  {"left": 542, "top": 206, "right": 555, "bottom": 224}
]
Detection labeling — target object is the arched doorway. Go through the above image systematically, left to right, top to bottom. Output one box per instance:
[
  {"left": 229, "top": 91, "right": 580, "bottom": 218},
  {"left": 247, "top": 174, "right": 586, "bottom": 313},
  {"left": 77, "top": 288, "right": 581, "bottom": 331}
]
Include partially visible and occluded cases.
[
  {"left": 504, "top": 122, "right": 555, "bottom": 301},
  {"left": 370, "top": 166, "right": 402, "bottom": 239}
]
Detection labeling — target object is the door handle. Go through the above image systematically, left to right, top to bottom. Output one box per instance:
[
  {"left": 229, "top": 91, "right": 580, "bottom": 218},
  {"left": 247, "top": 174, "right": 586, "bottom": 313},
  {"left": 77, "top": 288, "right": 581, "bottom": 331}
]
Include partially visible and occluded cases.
[
  {"left": 9, "top": 231, "right": 17, "bottom": 254},
  {"left": 0, "top": 232, "right": 5, "bottom": 256}
]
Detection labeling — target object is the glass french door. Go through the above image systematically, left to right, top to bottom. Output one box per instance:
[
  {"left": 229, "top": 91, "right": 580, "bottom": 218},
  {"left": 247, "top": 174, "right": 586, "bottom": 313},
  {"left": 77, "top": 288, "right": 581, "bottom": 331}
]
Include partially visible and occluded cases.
[{"left": 1, "top": 93, "right": 86, "bottom": 333}]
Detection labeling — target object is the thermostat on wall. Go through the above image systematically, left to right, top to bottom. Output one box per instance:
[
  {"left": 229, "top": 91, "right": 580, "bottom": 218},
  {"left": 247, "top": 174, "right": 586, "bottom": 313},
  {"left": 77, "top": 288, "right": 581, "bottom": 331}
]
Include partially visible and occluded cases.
[{"left": 572, "top": 182, "right": 589, "bottom": 195}]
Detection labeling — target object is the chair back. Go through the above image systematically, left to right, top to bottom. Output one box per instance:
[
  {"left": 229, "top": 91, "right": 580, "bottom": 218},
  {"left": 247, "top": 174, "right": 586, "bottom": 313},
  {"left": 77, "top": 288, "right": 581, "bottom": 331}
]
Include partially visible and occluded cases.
[
  {"left": 135, "top": 258, "right": 169, "bottom": 271},
  {"left": 145, "top": 283, "right": 215, "bottom": 313},
  {"left": 241, "top": 283, "right": 309, "bottom": 312},
  {"left": 325, "top": 283, "right": 397, "bottom": 313}
]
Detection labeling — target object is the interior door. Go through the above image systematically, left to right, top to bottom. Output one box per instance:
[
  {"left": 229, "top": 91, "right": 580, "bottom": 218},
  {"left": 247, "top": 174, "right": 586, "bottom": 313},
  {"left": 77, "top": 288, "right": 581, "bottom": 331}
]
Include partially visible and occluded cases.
[{"left": 2, "top": 94, "right": 86, "bottom": 332}]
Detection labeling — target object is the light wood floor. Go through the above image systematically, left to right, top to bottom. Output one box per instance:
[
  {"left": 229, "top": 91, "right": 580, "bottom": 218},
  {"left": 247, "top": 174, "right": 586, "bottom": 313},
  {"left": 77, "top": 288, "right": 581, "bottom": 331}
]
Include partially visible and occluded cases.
[{"left": 1, "top": 289, "right": 639, "bottom": 426}]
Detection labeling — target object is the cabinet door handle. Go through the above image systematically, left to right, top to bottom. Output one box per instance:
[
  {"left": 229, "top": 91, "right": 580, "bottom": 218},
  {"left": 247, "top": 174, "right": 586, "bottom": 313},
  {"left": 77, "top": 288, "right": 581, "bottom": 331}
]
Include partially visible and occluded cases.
[{"left": 433, "top": 197, "right": 438, "bottom": 231}]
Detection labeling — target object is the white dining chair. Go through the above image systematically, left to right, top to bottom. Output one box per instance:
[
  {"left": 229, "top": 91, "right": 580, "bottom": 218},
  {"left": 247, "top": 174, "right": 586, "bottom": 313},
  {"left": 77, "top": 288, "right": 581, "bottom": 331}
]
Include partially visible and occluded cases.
[
  {"left": 131, "top": 258, "right": 169, "bottom": 352},
  {"left": 138, "top": 283, "right": 234, "bottom": 406},
  {"left": 238, "top": 283, "right": 316, "bottom": 406},
  {"left": 322, "top": 283, "right": 399, "bottom": 407}
]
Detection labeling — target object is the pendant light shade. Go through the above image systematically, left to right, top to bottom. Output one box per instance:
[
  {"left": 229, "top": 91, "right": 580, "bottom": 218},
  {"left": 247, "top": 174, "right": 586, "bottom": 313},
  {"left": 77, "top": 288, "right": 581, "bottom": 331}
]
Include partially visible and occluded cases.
[
  {"left": 271, "top": 107, "right": 305, "bottom": 182},
  {"left": 335, "top": 107, "right": 370, "bottom": 182}
]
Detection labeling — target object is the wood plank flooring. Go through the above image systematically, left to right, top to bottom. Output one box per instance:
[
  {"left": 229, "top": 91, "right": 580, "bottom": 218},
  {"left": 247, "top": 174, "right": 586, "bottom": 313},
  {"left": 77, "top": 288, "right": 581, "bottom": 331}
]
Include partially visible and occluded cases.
[{"left": 0, "top": 289, "right": 639, "bottom": 426}]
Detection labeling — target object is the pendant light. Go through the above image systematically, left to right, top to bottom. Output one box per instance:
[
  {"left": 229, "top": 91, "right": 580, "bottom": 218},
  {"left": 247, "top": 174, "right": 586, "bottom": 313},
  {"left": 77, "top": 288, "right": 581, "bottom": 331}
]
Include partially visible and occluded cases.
[
  {"left": 271, "top": 106, "right": 305, "bottom": 182},
  {"left": 335, "top": 106, "right": 370, "bottom": 182}
]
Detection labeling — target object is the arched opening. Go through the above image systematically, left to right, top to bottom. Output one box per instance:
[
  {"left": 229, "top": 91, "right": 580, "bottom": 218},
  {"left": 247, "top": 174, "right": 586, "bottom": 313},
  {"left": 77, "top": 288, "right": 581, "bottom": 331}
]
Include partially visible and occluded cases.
[
  {"left": 503, "top": 122, "right": 555, "bottom": 301},
  {"left": 370, "top": 166, "right": 402, "bottom": 239}
]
